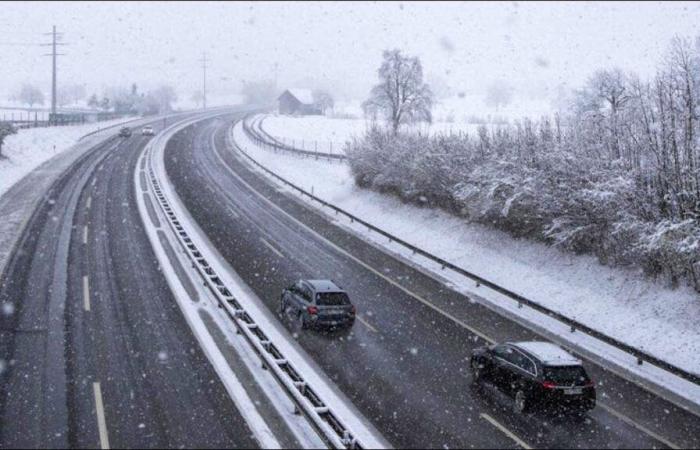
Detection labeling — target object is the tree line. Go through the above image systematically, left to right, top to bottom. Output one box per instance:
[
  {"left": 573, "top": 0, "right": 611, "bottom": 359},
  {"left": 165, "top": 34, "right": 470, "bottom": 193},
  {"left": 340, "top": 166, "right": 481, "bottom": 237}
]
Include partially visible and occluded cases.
[{"left": 348, "top": 38, "right": 700, "bottom": 292}]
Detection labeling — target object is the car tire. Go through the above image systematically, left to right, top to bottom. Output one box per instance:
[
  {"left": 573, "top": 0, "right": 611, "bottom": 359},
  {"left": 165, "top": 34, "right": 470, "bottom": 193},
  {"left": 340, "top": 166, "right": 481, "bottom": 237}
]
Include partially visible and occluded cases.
[
  {"left": 471, "top": 360, "right": 483, "bottom": 384},
  {"left": 514, "top": 389, "right": 530, "bottom": 414}
]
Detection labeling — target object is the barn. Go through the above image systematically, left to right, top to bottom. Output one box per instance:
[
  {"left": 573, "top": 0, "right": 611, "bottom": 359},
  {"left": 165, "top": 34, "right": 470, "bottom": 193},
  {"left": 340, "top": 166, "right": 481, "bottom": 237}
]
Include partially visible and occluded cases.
[{"left": 277, "top": 88, "right": 322, "bottom": 116}]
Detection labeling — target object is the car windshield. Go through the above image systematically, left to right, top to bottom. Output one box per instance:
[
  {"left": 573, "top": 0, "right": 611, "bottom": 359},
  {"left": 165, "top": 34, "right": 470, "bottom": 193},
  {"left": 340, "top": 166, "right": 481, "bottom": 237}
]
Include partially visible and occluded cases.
[
  {"left": 316, "top": 292, "right": 350, "bottom": 306},
  {"left": 544, "top": 366, "right": 589, "bottom": 385}
]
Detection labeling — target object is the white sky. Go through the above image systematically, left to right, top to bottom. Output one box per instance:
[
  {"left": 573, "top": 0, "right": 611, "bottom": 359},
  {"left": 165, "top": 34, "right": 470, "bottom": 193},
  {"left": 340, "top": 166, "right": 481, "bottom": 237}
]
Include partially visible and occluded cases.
[{"left": 1, "top": 1, "right": 699, "bottom": 105}]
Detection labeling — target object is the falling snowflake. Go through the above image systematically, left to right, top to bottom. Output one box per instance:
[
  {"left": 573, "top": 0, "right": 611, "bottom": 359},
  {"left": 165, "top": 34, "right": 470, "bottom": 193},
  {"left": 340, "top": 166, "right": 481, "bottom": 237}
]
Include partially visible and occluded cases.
[{"left": 2, "top": 302, "right": 14, "bottom": 316}]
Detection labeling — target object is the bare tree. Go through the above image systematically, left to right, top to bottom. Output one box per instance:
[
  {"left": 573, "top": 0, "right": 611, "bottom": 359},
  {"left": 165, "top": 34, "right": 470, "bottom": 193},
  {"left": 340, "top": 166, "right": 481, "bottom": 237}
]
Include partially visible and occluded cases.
[
  {"left": 362, "top": 49, "right": 433, "bottom": 134},
  {"left": 240, "top": 80, "right": 277, "bottom": 106},
  {"left": 17, "top": 84, "right": 45, "bottom": 108},
  {"left": 312, "top": 89, "right": 334, "bottom": 115},
  {"left": 191, "top": 90, "right": 204, "bottom": 109}
]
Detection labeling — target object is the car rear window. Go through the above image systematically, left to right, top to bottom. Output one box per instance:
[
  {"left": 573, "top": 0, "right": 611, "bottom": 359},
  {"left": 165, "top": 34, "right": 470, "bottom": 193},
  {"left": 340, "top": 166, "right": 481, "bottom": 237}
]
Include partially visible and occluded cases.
[
  {"left": 316, "top": 292, "right": 350, "bottom": 306},
  {"left": 544, "top": 366, "right": 589, "bottom": 384}
]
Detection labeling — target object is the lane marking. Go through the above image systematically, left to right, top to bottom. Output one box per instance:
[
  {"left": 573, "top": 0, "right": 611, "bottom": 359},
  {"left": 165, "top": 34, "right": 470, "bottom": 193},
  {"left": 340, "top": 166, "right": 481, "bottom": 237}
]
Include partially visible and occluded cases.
[
  {"left": 221, "top": 125, "right": 683, "bottom": 448},
  {"left": 215, "top": 133, "right": 496, "bottom": 344},
  {"left": 91, "top": 177, "right": 97, "bottom": 187},
  {"left": 86, "top": 196, "right": 92, "bottom": 209},
  {"left": 228, "top": 206, "right": 240, "bottom": 219},
  {"left": 83, "top": 225, "right": 89, "bottom": 245},
  {"left": 260, "top": 237, "right": 284, "bottom": 258},
  {"left": 83, "top": 276, "right": 91, "bottom": 312},
  {"left": 356, "top": 315, "right": 378, "bottom": 333},
  {"left": 93, "top": 382, "right": 110, "bottom": 450},
  {"left": 598, "top": 403, "right": 680, "bottom": 449},
  {"left": 480, "top": 413, "right": 531, "bottom": 449}
]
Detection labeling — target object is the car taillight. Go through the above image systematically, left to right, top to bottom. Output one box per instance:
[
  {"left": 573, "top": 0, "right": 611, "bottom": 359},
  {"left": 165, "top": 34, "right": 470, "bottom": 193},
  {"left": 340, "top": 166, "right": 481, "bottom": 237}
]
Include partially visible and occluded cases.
[
  {"left": 307, "top": 306, "right": 318, "bottom": 315},
  {"left": 350, "top": 306, "right": 356, "bottom": 315},
  {"left": 585, "top": 380, "right": 595, "bottom": 388},
  {"left": 542, "top": 381, "right": 557, "bottom": 389}
]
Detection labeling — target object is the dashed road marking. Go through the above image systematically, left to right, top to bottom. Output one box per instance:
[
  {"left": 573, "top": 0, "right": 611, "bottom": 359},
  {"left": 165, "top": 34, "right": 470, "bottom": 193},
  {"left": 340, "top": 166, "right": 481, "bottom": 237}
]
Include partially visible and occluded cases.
[
  {"left": 86, "top": 196, "right": 92, "bottom": 209},
  {"left": 83, "top": 225, "right": 89, "bottom": 245},
  {"left": 260, "top": 237, "right": 284, "bottom": 258},
  {"left": 83, "top": 276, "right": 91, "bottom": 312},
  {"left": 356, "top": 315, "right": 378, "bottom": 333},
  {"left": 93, "top": 382, "right": 110, "bottom": 449},
  {"left": 598, "top": 403, "right": 680, "bottom": 449},
  {"left": 480, "top": 413, "right": 531, "bottom": 449}
]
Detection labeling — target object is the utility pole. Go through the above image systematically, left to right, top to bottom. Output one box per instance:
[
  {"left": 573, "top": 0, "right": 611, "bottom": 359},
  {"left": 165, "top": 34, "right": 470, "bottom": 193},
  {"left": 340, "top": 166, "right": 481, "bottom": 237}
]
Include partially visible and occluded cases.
[
  {"left": 41, "top": 26, "right": 67, "bottom": 123},
  {"left": 199, "top": 52, "right": 208, "bottom": 109},
  {"left": 273, "top": 62, "right": 279, "bottom": 91}
]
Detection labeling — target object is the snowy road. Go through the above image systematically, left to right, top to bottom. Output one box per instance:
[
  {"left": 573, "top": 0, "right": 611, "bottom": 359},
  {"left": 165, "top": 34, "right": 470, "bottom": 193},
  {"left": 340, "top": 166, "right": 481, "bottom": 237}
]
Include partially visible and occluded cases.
[
  {"left": 1, "top": 110, "right": 699, "bottom": 449},
  {"left": 0, "top": 113, "right": 258, "bottom": 448},
  {"left": 162, "top": 114, "right": 700, "bottom": 449}
]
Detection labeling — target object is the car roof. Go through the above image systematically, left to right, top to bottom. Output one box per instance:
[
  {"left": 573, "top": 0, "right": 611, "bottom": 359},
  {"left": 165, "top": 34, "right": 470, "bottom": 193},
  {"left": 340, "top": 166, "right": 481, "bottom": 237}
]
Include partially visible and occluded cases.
[
  {"left": 305, "top": 279, "right": 343, "bottom": 292},
  {"left": 510, "top": 342, "right": 582, "bottom": 366}
]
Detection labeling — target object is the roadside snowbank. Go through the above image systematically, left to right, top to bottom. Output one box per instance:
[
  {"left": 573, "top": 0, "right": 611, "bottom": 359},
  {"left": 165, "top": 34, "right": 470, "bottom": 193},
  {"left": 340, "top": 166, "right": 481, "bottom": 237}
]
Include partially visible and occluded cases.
[
  {"left": 0, "top": 118, "right": 133, "bottom": 197},
  {"left": 232, "top": 121, "right": 700, "bottom": 376}
]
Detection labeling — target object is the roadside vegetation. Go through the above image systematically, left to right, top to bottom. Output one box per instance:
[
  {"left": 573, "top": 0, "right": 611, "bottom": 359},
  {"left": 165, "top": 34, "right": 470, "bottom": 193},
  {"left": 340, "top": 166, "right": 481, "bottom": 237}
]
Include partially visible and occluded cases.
[{"left": 347, "top": 37, "right": 700, "bottom": 292}]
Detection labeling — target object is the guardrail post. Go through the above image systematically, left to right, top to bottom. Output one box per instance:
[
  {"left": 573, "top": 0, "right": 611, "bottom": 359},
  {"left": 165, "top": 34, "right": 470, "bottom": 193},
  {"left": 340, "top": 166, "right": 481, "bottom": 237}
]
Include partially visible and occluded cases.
[
  {"left": 570, "top": 325, "right": 576, "bottom": 333},
  {"left": 637, "top": 357, "right": 643, "bottom": 365}
]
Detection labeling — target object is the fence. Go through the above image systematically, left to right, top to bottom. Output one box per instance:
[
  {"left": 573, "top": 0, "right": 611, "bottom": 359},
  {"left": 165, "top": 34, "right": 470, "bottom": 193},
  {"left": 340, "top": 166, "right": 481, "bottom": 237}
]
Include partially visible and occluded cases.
[
  {"left": 0, "top": 108, "right": 127, "bottom": 129},
  {"left": 235, "top": 113, "right": 700, "bottom": 388},
  {"left": 242, "top": 114, "right": 347, "bottom": 162}
]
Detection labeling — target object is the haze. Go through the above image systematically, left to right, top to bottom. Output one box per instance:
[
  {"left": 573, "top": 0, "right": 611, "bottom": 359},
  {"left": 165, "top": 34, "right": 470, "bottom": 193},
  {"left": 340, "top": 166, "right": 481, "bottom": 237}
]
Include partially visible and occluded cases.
[{"left": 1, "top": 1, "right": 700, "bottom": 106}]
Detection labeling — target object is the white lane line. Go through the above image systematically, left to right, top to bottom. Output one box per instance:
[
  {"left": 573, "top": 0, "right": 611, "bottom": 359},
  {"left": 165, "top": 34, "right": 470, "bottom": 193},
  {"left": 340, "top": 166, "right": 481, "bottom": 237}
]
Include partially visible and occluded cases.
[
  {"left": 224, "top": 118, "right": 682, "bottom": 450},
  {"left": 215, "top": 135, "right": 497, "bottom": 343},
  {"left": 91, "top": 177, "right": 97, "bottom": 187},
  {"left": 86, "top": 196, "right": 92, "bottom": 209},
  {"left": 228, "top": 206, "right": 240, "bottom": 219},
  {"left": 83, "top": 225, "right": 89, "bottom": 245},
  {"left": 260, "top": 237, "right": 284, "bottom": 258},
  {"left": 83, "top": 276, "right": 91, "bottom": 312},
  {"left": 356, "top": 315, "right": 378, "bottom": 333},
  {"left": 93, "top": 382, "right": 110, "bottom": 450},
  {"left": 598, "top": 403, "right": 680, "bottom": 449},
  {"left": 480, "top": 413, "right": 531, "bottom": 449}
]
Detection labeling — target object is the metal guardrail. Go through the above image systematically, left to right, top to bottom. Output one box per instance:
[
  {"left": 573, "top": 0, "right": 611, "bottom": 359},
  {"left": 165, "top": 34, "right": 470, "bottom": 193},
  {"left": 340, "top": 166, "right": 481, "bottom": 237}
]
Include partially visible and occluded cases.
[
  {"left": 233, "top": 114, "right": 700, "bottom": 387},
  {"left": 243, "top": 114, "right": 347, "bottom": 162},
  {"left": 144, "top": 130, "right": 364, "bottom": 449}
]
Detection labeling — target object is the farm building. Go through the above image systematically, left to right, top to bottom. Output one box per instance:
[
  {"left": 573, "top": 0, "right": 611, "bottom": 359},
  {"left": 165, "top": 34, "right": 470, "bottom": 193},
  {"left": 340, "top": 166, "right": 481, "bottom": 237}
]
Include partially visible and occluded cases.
[{"left": 277, "top": 88, "right": 322, "bottom": 116}]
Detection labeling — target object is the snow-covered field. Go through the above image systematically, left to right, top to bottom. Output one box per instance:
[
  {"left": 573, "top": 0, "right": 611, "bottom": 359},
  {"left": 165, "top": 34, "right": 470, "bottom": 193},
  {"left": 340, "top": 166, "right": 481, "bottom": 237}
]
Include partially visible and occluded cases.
[
  {"left": 260, "top": 114, "right": 490, "bottom": 154},
  {"left": 0, "top": 118, "right": 133, "bottom": 198},
  {"left": 232, "top": 122, "right": 700, "bottom": 376}
]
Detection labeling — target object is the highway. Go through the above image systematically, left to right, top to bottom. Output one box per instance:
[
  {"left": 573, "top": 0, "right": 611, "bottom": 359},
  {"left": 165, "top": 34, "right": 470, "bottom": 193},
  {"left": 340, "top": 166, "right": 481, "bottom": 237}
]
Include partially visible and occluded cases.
[
  {"left": 1, "top": 110, "right": 699, "bottom": 449},
  {"left": 0, "top": 114, "right": 258, "bottom": 448},
  {"left": 162, "top": 114, "right": 700, "bottom": 449}
]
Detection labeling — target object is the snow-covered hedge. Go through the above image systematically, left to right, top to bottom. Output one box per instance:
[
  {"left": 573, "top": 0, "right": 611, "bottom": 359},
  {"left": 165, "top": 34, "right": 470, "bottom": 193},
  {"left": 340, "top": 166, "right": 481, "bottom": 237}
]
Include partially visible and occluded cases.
[{"left": 346, "top": 125, "right": 700, "bottom": 292}]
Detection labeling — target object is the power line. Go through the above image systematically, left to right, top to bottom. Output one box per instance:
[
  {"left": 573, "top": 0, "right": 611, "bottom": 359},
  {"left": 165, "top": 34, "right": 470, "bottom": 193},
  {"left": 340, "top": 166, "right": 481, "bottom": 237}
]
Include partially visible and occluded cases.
[
  {"left": 40, "top": 25, "right": 68, "bottom": 120},
  {"left": 198, "top": 52, "right": 208, "bottom": 109}
]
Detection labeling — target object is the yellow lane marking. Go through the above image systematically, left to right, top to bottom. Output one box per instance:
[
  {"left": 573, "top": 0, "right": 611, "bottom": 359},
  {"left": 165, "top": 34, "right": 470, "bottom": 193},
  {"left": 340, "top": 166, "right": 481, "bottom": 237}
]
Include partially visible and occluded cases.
[
  {"left": 93, "top": 382, "right": 110, "bottom": 449},
  {"left": 480, "top": 413, "right": 531, "bottom": 449}
]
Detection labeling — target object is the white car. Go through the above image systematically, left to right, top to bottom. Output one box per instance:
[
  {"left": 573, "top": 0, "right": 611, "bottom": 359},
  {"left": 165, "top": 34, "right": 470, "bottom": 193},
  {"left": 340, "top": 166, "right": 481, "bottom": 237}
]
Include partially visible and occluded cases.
[{"left": 141, "top": 125, "right": 155, "bottom": 136}]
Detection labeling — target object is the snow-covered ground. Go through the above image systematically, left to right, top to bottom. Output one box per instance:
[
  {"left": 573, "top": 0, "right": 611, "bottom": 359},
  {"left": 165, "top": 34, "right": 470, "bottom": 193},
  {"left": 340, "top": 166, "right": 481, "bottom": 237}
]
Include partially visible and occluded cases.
[
  {"left": 260, "top": 114, "right": 490, "bottom": 155},
  {"left": 0, "top": 118, "right": 133, "bottom": 197},
  {"left": 232, "top": 122, "right": 700, "bottom": 377}
]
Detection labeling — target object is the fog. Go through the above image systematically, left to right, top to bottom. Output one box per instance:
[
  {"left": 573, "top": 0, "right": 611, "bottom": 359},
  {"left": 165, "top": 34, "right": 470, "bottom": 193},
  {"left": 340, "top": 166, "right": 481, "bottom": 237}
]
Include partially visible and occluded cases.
[{"left": 1, "top": 1, "right": 699, "bottom": 107}]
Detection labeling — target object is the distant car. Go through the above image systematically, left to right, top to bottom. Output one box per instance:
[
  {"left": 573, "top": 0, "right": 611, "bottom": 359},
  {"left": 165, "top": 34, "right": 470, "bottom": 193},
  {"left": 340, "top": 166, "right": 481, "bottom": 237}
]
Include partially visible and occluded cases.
[
  {"left": 141, "top": 125, "right": 155, "bottom": 136},
  {"left": 118, "top": 126, "right": 132, "bottom": 137},
  {"left": 280, "top": 280, "right": 355, "bottom": 330},
  {"left": 470, "top": 341, "right": 596, "bottom": 414}
]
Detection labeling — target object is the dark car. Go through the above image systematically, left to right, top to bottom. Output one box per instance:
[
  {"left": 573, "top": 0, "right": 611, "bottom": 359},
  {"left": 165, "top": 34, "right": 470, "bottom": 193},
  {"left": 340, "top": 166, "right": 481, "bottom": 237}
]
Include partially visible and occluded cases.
[
  {"left": 118, "top": 126, "right": 132, "bottom": 137},
  {"left": 280, "top": 279, "right": 355, "bottom": 330},
  {"left": 470, "top": 341, "right": 596, "bottom": 414}
]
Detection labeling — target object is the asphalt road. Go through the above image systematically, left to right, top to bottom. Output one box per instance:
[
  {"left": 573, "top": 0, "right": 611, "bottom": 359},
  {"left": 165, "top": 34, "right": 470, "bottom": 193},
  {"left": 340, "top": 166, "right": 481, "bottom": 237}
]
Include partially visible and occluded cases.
[
  {"left": 163, "top": 115, "right": 700, "bottom": 449},
  {"left": 0, "top": 117, "right": 258, "bottom": 449}
]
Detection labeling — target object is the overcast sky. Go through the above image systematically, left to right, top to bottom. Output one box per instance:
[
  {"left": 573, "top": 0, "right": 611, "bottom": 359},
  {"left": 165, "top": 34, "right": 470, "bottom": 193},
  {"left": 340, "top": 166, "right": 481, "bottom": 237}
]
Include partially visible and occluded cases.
[{"left": 1, "top": 1, "right": 700, "bottom": 106}]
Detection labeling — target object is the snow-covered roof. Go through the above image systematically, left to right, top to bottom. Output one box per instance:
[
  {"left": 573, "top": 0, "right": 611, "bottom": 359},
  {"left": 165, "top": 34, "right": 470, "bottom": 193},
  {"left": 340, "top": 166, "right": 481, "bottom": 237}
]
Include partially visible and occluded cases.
[
  {"left": 283, "top": 88, "right": 315, "bottom": 105},
  {"left": 512, "top": 342, "right": 581, "bottom": 366}
]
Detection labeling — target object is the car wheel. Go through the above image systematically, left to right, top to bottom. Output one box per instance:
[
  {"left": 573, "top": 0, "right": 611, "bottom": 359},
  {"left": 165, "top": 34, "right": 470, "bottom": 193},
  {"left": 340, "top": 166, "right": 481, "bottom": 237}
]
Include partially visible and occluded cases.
[
  {"left": 471, "top": 361, "right": 483, "bottom": 384},
  {"left": 514, "top": 390, "right": 529, "bottom": 414}
]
